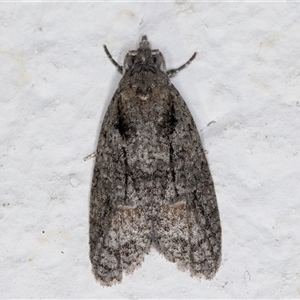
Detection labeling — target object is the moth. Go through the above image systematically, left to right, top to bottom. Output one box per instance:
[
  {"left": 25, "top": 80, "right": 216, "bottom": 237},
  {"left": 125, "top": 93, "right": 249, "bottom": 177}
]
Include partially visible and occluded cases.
[{"left": 89, "top": 36, "right": 221, "bottom": 286}]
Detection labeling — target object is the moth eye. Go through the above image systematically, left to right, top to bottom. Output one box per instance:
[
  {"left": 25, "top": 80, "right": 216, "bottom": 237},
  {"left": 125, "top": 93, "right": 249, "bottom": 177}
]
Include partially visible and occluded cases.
[
  {"left": 153, "top": 55, "right": 162, "bottom": 68},
  {"left": 127, "top": 56, "right": 135, "bottom": 69}
]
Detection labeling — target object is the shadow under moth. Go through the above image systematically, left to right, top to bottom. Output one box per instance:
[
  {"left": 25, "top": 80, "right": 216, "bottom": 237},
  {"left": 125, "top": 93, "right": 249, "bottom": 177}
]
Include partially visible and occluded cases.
[{"left": 89, "top": 36, "right": 222, "bottom": 286}]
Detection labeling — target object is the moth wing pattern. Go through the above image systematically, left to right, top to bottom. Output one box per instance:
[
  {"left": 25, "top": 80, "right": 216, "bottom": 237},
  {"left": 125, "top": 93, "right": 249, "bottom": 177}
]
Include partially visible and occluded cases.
[
  {"left": 152, "top": 86, "right": 221, "bottom": 279},
  {"left": 89, "top": 93, "right": 153, "bottom": 286}
]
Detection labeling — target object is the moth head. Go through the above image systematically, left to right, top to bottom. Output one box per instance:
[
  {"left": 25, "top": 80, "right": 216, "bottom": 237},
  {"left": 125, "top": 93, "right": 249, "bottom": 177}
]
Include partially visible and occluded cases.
[
  {"left": 122, "top": 35, "right": 167, "bottom": 74},
  {"left": 125, "top": 35, "right": 165, "bottom": 72},
  {"left": 139, "top": 35, "right": 150, "bottom": 50}
]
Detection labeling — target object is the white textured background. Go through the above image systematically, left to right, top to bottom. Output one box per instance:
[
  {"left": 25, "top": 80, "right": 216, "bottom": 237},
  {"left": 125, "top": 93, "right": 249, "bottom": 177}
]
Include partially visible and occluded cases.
[{"left": 1, "top": 2, "right": 300, "bottom": 298}]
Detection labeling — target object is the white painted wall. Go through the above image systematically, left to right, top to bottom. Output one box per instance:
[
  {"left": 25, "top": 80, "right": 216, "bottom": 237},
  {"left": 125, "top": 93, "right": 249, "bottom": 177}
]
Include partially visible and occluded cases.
[{"left": 1, "top": 2, "right": 299, "bottom": 298}]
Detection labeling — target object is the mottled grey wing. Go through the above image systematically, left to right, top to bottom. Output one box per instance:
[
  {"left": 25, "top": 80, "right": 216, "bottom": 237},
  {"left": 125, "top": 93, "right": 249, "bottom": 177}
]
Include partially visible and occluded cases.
[
  {"left": 153, "top": 87, "right": 222, "bottom": 279},
  {"left": 89, "top": 93, "right": 152, "bottom": 286}
]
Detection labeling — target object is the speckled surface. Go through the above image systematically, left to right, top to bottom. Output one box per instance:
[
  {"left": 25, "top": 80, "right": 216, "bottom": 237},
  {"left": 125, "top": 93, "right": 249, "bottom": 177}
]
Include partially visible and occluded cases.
[{"left": 1, "top": 2, "right": 300, "bottom": 298}]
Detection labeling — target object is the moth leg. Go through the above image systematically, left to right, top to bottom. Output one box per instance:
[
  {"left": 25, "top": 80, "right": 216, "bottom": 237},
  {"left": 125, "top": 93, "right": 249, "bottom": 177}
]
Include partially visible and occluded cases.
[
  {"left": 103, "top": 45, "right": 123, "bottom": 74},
  {"left": 151, "top": 49, "right": 166, "bottom": 72},
  {"left": 167, "top": 52, "right": 197, "bottom": 77},
  {"left": 84, "top": 151, "right": 96, "bottom": 161}
]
